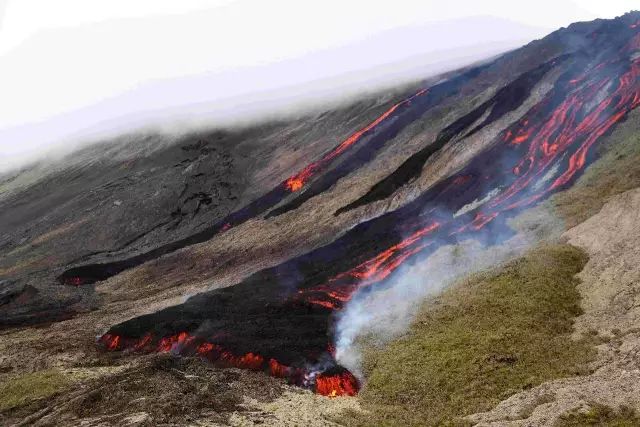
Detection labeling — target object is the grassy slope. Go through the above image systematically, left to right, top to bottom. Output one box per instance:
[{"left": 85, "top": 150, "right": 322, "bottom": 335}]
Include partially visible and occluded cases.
[
  {"left": 341, "top": 245, "right": 592, "bottom": 426},
  {"left": 0, "top": 369, "right": 69, "bottom": 412}
]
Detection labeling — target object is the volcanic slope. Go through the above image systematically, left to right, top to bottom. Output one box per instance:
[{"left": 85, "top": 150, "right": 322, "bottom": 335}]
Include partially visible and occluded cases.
[{"left": 1, "top": 10, "right": 640, "bottom": 426}]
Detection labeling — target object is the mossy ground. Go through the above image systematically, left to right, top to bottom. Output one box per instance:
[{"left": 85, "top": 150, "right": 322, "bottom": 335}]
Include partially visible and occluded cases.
[
  {"left": 341, "top": 244, "right": 594, "bottom": 426},
  {"left": 0, "top": 369, "right": 70, "bottom": 412},
  {"left": 556, "top": 404, "right": 640, "bottom": 427}
]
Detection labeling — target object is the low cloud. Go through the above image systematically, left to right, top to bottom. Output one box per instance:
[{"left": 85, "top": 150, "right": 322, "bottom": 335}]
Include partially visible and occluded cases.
[{"left": 0, "top": 15, "right": 547, "bottom": 174}]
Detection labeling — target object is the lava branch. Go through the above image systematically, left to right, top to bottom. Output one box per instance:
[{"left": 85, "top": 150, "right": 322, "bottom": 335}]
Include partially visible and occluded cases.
[
  {"left": 489, "top": 59, "right": 640, "bottom": 213},
  {"left": 284, "top": 89, "right": 428, "bottom": 192},
  {"left": 297, "top": 222, "right": 440, "bottom": 310},
  {"left": 98, "top": 332, "right": 358, "bottom": 397}
]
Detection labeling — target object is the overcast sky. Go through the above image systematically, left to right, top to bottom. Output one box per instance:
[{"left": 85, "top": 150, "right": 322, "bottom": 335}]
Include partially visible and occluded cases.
[{"left": 0, "top": 0, "right": 638, "bottom": 172}]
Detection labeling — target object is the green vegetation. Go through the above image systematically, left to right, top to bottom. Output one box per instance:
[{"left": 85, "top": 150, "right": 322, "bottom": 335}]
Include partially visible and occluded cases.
[
  {"left": 548, "top": 111, "right": 640, "bottom": 227},
  {"left": 342, "top": 244, "right": 594, "bottom": 426},
  {"left": 0, "top": 369, "right": 70, "bottom": 412},
  {"left": 556, "top": 404, "right": 640, "bottom": 426}
]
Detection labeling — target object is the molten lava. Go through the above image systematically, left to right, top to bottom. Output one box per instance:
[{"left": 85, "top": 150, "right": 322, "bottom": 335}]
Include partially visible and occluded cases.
[
  {"left": 284, "top": 89, "right": 428, "bottom": 192},
  {"left": 295, "top": 222, "right": 439, "bottom": 310},
  {"left": 98, "top": 331, "right": 356, "bottom": 395},
  {"left": 315, "top": 371, "right": 359, "bottom": 397}
]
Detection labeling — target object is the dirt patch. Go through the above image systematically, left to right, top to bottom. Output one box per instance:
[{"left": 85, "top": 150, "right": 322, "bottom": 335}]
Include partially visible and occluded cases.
[
  {"left": 1, "top": 355, "right": 288, "bottom": 426},
  {"left": 230, "top": 390, "right": 360, "bottom": 426}
]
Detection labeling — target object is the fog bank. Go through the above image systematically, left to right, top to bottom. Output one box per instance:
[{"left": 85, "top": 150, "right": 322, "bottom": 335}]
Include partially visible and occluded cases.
[{"left": 0, "top": 14, "right": 548, "bottom": 173}]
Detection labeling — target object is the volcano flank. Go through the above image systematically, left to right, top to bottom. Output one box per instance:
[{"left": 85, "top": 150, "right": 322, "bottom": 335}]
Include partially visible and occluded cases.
[{"left": 3, "top": 11, "right": 640, "bottom": 426}]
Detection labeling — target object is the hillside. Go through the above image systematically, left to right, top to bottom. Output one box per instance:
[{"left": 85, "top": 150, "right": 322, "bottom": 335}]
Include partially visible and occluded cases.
[{"left": 1, "top": 11, "right": 640, "bottom": 426}]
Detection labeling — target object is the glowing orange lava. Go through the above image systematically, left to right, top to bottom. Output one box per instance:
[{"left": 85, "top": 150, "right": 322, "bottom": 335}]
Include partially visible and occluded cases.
[
  {"left": 488, "top": 58, "right": 640, "bottom": 213},
  {"left": 284, "top": 89, "right": 428, "bottom": 192},
  {"left": 285, "top": 177, "right": 305, "bottom": 192},
  {"left": 296, "top": 222, "right": 439, "bottom": 310},
  {"left": 98, "top": 332, "right": 353, "bottom": 395},
  {"left": 315, "top": 371, "right": 359, "bottom": 396}
]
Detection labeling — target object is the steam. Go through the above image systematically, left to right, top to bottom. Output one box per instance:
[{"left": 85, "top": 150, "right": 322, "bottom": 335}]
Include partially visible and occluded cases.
[{"left": 334, "top": 216, "right": 544, "bottom": 380}]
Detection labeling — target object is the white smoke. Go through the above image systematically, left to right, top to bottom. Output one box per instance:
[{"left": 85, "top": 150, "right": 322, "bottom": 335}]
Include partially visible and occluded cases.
[{"left": 334, "top": 214, "right": 548, "bottom": 381}]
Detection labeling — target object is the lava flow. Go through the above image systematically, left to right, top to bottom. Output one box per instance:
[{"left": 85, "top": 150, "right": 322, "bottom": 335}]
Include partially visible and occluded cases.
[
  {"left": 98, "top": 22, "right": 640, "bottom": 397},
  {"left": 284, "top": 89, "right": 428, "bottom": 192},
  {"left": 298, "top": 221, "right": 440, "bottom": 310},
  {"left": 98, "top": 332, "right": 358, "bottom": 396}
]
